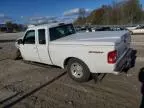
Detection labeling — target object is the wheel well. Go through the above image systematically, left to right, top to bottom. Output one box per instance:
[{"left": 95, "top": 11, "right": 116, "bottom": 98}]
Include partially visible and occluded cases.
[
  {"left": 63, "top": 57, "right": 73, "bottom": 68},
  {"left": 63, "top": 57, "right": 89, "bottom": 70}
]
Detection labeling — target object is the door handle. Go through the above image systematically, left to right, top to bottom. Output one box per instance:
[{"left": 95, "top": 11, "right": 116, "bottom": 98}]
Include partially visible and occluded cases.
[
  {"left": 33, "top": 47, "right": 37, "bottom": 49},
  {"left": 33, "top": 47, "right": 38, "bottom": 52}
]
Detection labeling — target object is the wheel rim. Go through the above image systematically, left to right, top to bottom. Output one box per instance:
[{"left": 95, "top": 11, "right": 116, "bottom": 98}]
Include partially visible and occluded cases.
[{"left": 70, "top": 63, "right": 83, "bottom": 78}]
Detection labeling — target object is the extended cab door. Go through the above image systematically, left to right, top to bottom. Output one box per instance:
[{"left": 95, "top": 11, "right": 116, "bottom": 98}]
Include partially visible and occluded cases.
[
  {"left": 36, "top": 28, "right": 52, "bottom": 64},
  {"left": 19, "top": 30, "right": 40, "bottom": 62}
]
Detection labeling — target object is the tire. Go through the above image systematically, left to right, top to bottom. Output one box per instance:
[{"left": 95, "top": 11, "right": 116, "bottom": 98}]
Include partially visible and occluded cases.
[
  {"left": 10, "top": 49, "right": 21, "bottom": 60},
  {"left": 67, "top": 58, "right": 90, "bottom": 82}
]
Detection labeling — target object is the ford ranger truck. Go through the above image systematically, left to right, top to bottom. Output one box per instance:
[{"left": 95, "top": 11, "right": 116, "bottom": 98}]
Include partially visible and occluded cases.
[{"left": 15, "top": 23, "right": 132, "bottom": 82}]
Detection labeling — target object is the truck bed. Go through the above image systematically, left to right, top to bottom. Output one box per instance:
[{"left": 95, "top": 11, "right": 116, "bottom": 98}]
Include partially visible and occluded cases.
[{"left": 52, "top": 31, "right": 130, "bottom": 46}]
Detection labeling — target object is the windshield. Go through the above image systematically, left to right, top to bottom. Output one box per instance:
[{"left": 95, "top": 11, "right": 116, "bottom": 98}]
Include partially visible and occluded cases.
[{"left": 49, "top": 24, "right": 76, "bottom": 41}]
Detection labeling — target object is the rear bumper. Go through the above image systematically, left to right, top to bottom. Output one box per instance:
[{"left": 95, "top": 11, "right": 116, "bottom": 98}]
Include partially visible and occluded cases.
[{"left": 114, "top": 48, "right": 132, "bottom": 72}]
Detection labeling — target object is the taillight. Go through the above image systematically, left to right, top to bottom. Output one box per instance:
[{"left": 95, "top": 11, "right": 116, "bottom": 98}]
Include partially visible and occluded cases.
[{"left": 107, "top": 50, "right": 117, "bottom": 64}]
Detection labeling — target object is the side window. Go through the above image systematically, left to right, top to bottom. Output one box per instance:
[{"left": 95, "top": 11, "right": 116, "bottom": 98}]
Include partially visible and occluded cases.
[
  {"left": 49, "top": 27, "right": 64, "bottom": 41},
  {"left": 49, "top": 28, "right": 58, "bottom": 41},
  {"left": 38, "top": 29, "right": 46, "bottom": 44},
  {"left": 24, "top": 30, "right": 35, "bottom": 44}
]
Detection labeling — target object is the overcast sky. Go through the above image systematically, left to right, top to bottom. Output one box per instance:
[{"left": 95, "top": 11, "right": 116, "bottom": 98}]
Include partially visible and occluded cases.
[{"left": 0, "top": 0, "right": 143, "bottom": 24}]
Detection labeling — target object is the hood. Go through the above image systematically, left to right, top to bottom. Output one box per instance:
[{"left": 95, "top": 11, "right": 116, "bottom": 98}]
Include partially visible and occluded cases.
[{"left": 51, "top": 31, "right": 129, "bottom": 46}]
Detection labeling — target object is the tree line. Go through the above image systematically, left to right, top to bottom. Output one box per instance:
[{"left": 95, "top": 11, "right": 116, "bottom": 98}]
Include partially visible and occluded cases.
[
  {"left": 74, "top": 0, "right": 144, "bottom": 25},
  {"left": 0, "top": 22, "right": 25, "bottom": 32}
]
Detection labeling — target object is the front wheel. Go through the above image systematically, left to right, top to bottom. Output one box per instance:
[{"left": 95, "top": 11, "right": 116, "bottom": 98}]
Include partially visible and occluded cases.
[
  {"left": 10, "top": 49, "right": 22, "bottom": 60},
  {"left": 67, "top": 58, "right": 90, "bottom": 82}
]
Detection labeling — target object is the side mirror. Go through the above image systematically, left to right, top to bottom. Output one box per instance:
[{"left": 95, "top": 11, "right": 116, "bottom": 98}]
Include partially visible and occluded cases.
[{"left": 17, "top": 39, "right": 23, "bottom": 44}]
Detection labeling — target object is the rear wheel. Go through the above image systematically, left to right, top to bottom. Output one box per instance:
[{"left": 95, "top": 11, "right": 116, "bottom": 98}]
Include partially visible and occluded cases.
[{"left": 67, "top": 58, "right": 90, "bottom": 82}]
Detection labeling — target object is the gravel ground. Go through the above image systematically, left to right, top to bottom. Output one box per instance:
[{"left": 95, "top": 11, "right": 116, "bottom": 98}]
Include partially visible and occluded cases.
[
  {"left": 0, "top": 32, "right": 23, "bottom": 41},
  {"left": 0, "top": 33, "right": 144, "bottom": 108}
]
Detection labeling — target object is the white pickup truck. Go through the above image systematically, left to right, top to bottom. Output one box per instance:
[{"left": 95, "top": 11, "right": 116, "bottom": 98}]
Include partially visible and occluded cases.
[{"left": 15, "top": 23, "right": 132, "bottom": 82}]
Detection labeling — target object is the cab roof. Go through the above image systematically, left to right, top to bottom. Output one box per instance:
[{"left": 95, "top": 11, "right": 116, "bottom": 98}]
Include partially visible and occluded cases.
[{"left": 27, "top": 22, "right": 71, "bottom": 30}]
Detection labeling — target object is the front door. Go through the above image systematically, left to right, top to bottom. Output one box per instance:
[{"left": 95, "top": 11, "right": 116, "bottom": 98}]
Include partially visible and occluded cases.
[{"left": 19, "top": 30, "right": 40, "bottom": 62}]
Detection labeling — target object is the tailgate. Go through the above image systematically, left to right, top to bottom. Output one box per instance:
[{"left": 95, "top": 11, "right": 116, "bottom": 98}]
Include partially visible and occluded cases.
[{"left": 116, "top": 32, "right": 131, "bottom": 59}]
